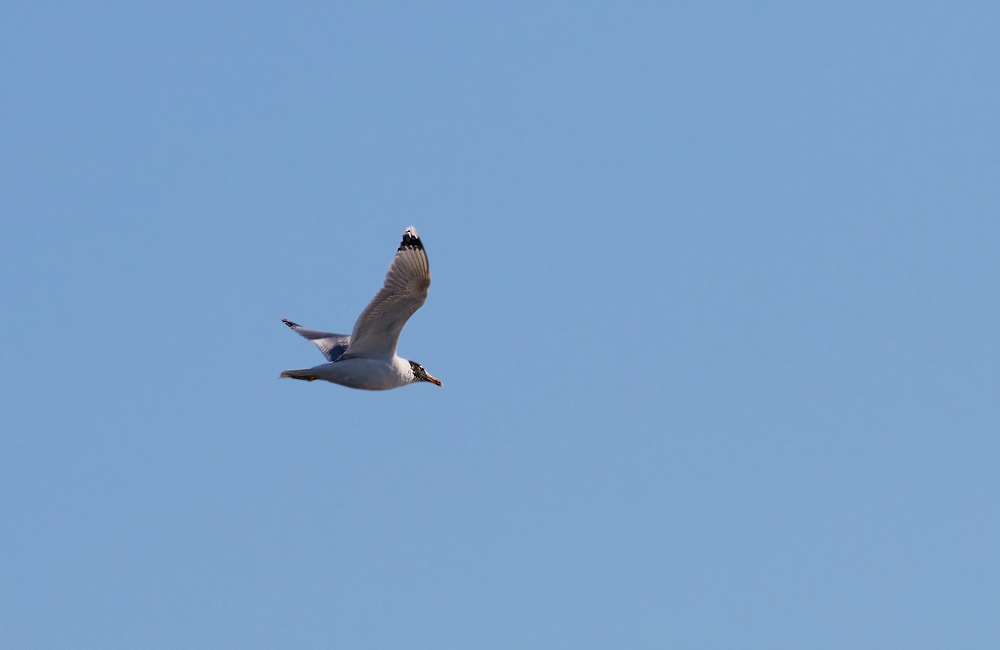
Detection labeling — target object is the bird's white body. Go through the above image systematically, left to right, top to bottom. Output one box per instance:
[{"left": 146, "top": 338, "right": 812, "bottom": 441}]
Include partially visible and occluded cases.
[
  {"left": 280, "top": 226, "right": 441, "bottom": 391},
  {"left": 282, "top": 356, "right": 415, "bottom": 391}
]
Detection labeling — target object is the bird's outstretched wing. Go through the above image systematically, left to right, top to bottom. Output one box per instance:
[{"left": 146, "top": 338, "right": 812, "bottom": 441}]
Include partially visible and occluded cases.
[
  {"left": 342, "top": 227, "right": 431, "bottom": 360},
  {"left": 282, "top": 318, "right": 351, "bottom": 362}
]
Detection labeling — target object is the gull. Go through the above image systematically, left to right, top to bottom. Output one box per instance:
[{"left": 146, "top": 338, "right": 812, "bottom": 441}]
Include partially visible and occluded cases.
[{"left": 280, "top": 226, "right": 441, "bottom": 390}]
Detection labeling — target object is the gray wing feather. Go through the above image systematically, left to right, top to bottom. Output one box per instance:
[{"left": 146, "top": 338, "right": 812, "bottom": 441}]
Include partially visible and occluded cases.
[
  {"left": 342, "top": 226, "right": 431, "bottom": 360},
  {"left": 282, "top": 318, "right": 351, "bottom": 362}
]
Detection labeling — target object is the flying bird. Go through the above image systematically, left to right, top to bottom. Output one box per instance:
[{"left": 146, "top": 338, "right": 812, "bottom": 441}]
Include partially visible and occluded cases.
[{"left": 280, "top": 226, "right": 441, "bottom": 390}]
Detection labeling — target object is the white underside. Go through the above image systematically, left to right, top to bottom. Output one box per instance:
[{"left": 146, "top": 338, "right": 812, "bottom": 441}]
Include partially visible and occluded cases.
[{"left": 285, "top": 356, "right": 413, "bottom": 391}]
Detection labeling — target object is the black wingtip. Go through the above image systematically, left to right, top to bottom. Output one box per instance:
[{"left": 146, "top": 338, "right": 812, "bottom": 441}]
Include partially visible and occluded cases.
[{"left": 397, "top": 227, "right": 423, "bottom": 252}]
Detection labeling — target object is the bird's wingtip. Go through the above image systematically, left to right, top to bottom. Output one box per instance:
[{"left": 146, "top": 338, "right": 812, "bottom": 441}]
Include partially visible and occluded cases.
[{"left": 398, "top": 226, "right": 423, "bottom": 252}]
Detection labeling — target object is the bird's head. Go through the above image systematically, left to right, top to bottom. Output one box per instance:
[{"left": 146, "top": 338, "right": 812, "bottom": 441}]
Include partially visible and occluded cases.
[{"left": 408, "top": 361, "right": 442, "bottom": 386}]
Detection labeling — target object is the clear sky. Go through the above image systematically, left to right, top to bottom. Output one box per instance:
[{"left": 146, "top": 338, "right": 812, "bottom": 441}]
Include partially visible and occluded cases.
[{"left": 2, "top": 3, "right": 998, "bottom": 648}]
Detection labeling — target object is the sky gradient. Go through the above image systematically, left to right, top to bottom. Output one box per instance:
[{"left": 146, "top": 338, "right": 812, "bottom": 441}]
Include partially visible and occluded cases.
[{"left": 2, "top": 3, "right": 999, "bottom": 649}]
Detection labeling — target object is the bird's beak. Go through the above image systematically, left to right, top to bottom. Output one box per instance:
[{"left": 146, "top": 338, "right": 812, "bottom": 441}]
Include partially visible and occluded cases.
[{"left": 426, "top": 374, "right": 442, "bottom": 386}]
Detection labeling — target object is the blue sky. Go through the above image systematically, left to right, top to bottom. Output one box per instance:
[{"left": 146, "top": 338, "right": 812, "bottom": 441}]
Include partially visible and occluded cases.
[{"left": 2, "top": 2, "right": 999, "bottom": 648}]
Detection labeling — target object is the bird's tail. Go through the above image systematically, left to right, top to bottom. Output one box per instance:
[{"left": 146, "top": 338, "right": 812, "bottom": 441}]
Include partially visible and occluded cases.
[{"left": 280, "top": 369, "right": 318, "bottom": 381}]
